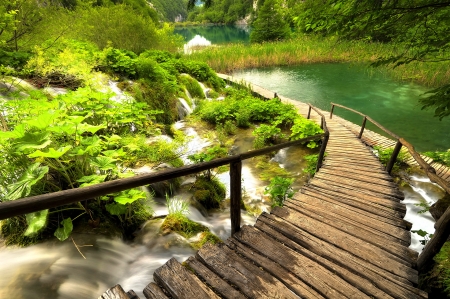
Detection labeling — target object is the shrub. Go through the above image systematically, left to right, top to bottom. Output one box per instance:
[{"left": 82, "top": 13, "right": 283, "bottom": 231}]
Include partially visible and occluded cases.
[{"left": 264, "top": 176, "right": 295, "bottom": 208}]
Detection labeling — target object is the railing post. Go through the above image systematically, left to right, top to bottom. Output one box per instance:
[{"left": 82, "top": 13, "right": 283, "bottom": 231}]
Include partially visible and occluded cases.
[
  {"left": 330, "top": 104, "right": 335, "bottom": 119},
  {"left": 307, "top": 105, "right": 312, "bottom": 119},
  {"left": 358, "top": 116, "right": 367, "bottom": 139},
  {"left": 315, "top": 131, "right": 329, "bottom": 173},
  {"left": 386, "top": 140, "right": 403, "bottom": 174},
  {"left": 230, "top": 160, "right": 242, "bottom": 234},
  {"left": 418, "top": 206, "right": 450, "bottom": 271}
]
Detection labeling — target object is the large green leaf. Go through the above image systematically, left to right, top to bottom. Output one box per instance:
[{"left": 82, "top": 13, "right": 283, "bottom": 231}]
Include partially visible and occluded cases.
[
  {"left": 25, "top": 111, "right": 61, "bottom": 130},
  {"left": 0, "top": 123, "right": 26, "bottom": 140},
  {"left": 76, "top": 123, "right": 106, "bottom": 134},
  {"left": 13, "top": 132, "right": 52, "bottom": 153},
  {"left": 28, "top": 146, "right": 72, "bottom": 159},
  {"left": 90, "top": 156, "right": 117, "bottom": 171},
  {"left": 6, "top": 163, "right": 49, "bottom": 200},
  {"left": 76, "top": 174, "right": 107, "bottom": 187},
  {"left": 114, "top": 189, "right": 146, "bottom": 205},
  {"left": 106, "top": 203, "right": 127, "bottom": 215},
  {"left": 24, "top": 210, "right": 49, "bottom": 236},
  {"left": 54, "top": 218, "right": 73, "bottom": 241}
]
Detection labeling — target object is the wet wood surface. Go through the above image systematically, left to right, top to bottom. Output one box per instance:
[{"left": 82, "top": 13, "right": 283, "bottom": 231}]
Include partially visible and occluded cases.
[{"left": 101, "top": 75, "right": 427, "bottom": 299}]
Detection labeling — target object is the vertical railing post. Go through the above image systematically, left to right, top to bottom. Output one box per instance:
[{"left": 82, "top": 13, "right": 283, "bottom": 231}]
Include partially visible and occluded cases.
[
  {"left": 330, "top": 104, "right": 335, "bottom": 119},
  {"left": 307, "top": 105, "right": 312, "bottom": 119},
  {"left": 358, "top": 116, "right": 367, "bottom": 139},
  {"left": 315, "top": 131, "right": 329, "bottom": 173},
  {"left": 386, "top": 140, "right": 403, "bottom": 174},
  {"left": 230, "top": 160, "right": 242, "bottom": 234}
]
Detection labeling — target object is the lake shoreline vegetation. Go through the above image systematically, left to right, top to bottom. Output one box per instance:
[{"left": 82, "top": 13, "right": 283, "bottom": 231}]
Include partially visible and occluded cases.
[{"left": 0, "top": 0, "right": 449, "bottom": 297}]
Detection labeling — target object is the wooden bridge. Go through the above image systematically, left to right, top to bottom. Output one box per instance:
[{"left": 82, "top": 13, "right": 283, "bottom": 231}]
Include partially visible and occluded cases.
[
  {"left": 0, "top": 76, "right": 448, "bottom": 298},
  {"left": 98, "top": 77, "right": 450, "bottom": 299}
]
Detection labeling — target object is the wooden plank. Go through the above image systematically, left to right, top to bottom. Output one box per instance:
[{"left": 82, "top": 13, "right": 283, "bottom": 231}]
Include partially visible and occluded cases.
[
  {"left": 322, "top": 160, "right": 386, "bottom": 172},
  {"left": 321, "top": 164, "right": 394, "bottom": 181},
  {"left": 319, "top": 168, "right": 397, "bottom": 187},
  {"left": 313, "top": 173, "right": 405, "bottom": 200},
  {"left": 309, "top": 180, "right": 406, "bottom": 214},
  {"left": 302, "top": 186, "right": 406, "bottom": 223},
  {"left": 301, "top": 187, "right": 406, "bottom": 227},
  {"left": 285, "top": 198, "right": 413, "bottom": 261},
  {"left": 270, "top": 207, "right": 418, "bottom": 284},
  {"left": 253, "top": 220, "right": 426, "bottom": 299},
  {"left": 231, "top": 226, "right": 370, "bottom": 299},
  {"left": 226, "top": 238, "right": 327, "bottom": 299},
  {"left": 196, "top": 243, "right": 298, "bottom": 299},
  {"left": 185, "top": 257, "right": 246, "bottom": 299},
  {"left": 153, "top": 258, "right": 220, "bottom": 299},
  {"left": 143, "top": 283, "right": 169, "bottom": 299},
  {"left": 99, "top": 285, "right": 129, "bottom": 299},
  {"left": 127, "top": 290, "right": 141, "bottom": 299}
]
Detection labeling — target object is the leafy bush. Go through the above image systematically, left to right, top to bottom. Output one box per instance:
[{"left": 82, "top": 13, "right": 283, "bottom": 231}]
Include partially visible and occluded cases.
[
  {"left": 103, "top": 48, "right": 138, "bottom": 77},
  {"left": 178, "top": 74, "right": 205, "bottom": 99},
  {"left": 290, "top": 117, "right": 324, "bottom": 148},
  {"left": 253, "top": 124, "right": 283, "bottom": 148},
  {"left": 374, "top": 145, "right": 407, "bottom": 172},
  {"left": 303, "top": 154, "right": 320, "bottom": 176},
  {"left": 264, "top": 176, "right": 295, "bottom": 208}
]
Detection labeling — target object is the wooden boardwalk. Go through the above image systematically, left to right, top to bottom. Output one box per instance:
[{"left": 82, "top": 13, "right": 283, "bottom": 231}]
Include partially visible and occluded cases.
[{"left": 100, "top": 78, "right": 428, "bottom": 299}]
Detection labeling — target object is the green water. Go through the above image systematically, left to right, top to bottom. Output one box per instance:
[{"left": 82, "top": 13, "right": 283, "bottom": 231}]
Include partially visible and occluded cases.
[
  {"left": 174, "top": 24, "right": 250, "bottom": 44},
  {"left": 233, "top": 64, "right": 450, "bottom": 152}
]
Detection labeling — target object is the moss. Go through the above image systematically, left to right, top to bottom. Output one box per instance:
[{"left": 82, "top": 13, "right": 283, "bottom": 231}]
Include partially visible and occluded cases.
[
  {"left": 178, "top": 74, "right": 205, "bottom": 99},
  {"left": 254, "top": 156, "right": 291, "bottom": 181},
  {"left": 192, "top": 176, "right": 226, "bottom": 209},
  {"left": 160, "top": 214, "right": 208, "bottom": 239},
  {"left": 0, "top": 217, "right": 42, "bottom": 247},
  {"left": 191, "top": 231, "right": 222, "bottom": 250},
  {"left": 420, "top": 241, "right": 450, "bottom": 298}
]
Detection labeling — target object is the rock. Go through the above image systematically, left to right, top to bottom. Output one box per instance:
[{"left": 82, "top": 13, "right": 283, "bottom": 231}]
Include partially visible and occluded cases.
[{"left": 429, "top": 193, "right": 450, "bottom": 221}]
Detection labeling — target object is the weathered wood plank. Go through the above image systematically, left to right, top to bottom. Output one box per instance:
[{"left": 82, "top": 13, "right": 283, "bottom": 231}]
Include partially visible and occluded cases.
[
  {"left": 323, "top": 160, "right": 386, "bottom": 171},
  {"left": 321, "top": 164, "right": 394, "bottom": 181},
  {"left": 319, "top": 168, "right": 398, "bottom": 187},
  {"left": 314, "top": 172, "right": 404, "bottom": 199},
  {"left": 309, "top": 180, "right": 407, "bottom": 214},
  {"left": 302, "top": 186, "right": 406, "bottom": 223},
  {"left": 301, "top": 187, "right": 407, "bottom": 227},
  {"left": 285, "top": 198, "right": 413, "bottom": 262},
  {"left": 270, "top": 208, "right": 418, "bottom": 283},
  {"left": 253, "top": 220, "right": 426, "bottom": 299},
  {"left": 232, "top": 226, "right": 370, "bottom": 299},
  {"left": 226, "top": 238, "right": 327, "bottom": 299},
  {"left": 196, "top": 243, "right": 298, "bottom": 299},
  {"left": 185, "top": 256, "right": 245, "bottom": 299},
  {"left": 153, "top": 258, "right": 220, "bottom": 299},
  {"left": 143, "top": 283, "right": 169, "bottom": 299},
  {"left": 99, "top": 285, "right": 130, "bottom": 299},
  {"left": 126, "top": 290, "right": 141, "bottom": 299}
]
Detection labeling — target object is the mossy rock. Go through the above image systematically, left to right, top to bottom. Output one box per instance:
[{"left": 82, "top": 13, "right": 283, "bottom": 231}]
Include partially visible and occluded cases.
[
  {"left": 192, "top": 176, "right": 226, "bottom": 209},
  {"left": 430, "top": 193, "right": 450, "bottom": 222},
  {"left": 160, "top": 214, "right": 208, "bottom": 239}
]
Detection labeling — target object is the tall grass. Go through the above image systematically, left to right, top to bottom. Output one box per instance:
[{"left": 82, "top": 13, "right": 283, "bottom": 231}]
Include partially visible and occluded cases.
[{"left": 187, "top": 35, "right": 450, "bottom": 88}]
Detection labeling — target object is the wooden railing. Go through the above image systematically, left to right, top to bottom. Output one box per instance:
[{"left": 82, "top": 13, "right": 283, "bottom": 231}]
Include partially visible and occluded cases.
[
  {"left": 330, "top": 102, "right": 450, "bottom": 271},
  {"left": 0, "top": 119, "right": 328, "bottom": 235}
]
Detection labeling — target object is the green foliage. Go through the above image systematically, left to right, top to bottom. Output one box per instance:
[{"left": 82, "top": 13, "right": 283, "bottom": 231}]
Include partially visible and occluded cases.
[
  {"left": 150, "top": 0, "right": 188, "bottom": 22},
  {"left": 188, "top": 0, "right": 253, "bottom": 23},
  {"left": 251, "top": 0, "right": 291, "bottom": 43},
  {"left": 103, "top": 48, "right": 137, "bottom": 77},
  {"left": 178, "top": 74, "right": 205, "bottom": 99},
  {"left": 0, "top": 86, "right": 171, "bottom": 243},
  {"left": 290, "top": 117, "right": 323, "bottom": 148},
  {"left": 253, "top": 124, "right": 283, "bottom": 148},
  {"left": 374, "top": 146, "right": 407, "bottom": 172},
  {"left": 423, "top": 150, "right": 450, "bottom": 167},
  {"left": 303, "top": 154, "right": 320, "bottom": 176},
  {"left": 264, "top": 176, "right": 295, "bottom": 208},
  {"left": 166, "top": 195, "right": 190, "bottom": 217},
  {"left": 415, "top": 200, "right": 432, "bottom": 214},
  {"left": 54, "top": 218, "right": 73, "bottom": 241},
  {"left": 412, "top": 229, "right": 434, "bottom": 246},
  {"left": 432, "top": 241, "right": 450, "bottom": 296}
]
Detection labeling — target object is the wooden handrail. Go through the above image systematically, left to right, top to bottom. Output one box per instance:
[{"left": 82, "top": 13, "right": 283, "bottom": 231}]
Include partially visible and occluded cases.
[
  {"left": 329, "top": 102, "right": 450, "bottom": 271},
  {"left": 306, "top": 104, "right": 329, "bottom": 172},
  {"left": 0, "top": 134, "right": 325, "bottom": 235}
]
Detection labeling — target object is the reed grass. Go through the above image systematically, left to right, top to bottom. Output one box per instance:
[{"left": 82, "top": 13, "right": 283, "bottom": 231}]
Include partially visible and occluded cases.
[{"left": 186, "top": 35, "right": 450, "bottom": 88}]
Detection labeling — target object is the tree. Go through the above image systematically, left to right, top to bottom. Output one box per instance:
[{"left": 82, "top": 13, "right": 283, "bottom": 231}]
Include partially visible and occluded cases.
[
  {"left": 250, "top": 0, "right": 290, "bottom": 43},
  {"left": 294, "top": 0, "right": 450, "bottom": 119}
]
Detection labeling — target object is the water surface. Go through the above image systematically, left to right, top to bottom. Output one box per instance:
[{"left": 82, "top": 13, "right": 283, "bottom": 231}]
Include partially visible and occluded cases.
[{"left": 233, "top": 64, "right": 450, "bottom": 152}]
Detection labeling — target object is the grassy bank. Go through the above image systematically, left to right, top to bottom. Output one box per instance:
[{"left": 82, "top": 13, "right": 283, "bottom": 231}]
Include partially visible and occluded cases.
[{"left": 187, "top": 35, "right": 450, "bottom": 88}]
